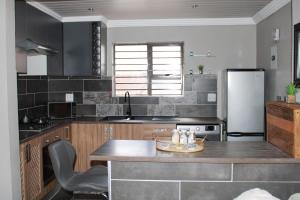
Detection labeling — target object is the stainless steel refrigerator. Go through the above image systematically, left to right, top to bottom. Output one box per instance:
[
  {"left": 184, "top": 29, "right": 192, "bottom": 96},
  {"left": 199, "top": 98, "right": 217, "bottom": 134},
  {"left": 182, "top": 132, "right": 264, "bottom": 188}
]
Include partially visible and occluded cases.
[{"left": 225, "top": 69, "right": 265, "bottom": 141}]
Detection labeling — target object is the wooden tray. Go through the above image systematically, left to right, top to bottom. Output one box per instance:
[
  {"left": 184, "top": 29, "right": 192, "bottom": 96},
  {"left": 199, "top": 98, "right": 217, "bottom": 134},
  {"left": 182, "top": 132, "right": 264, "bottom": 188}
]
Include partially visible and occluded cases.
[{"left": 156, "top": 140, "right": 204, "bottom": 153}]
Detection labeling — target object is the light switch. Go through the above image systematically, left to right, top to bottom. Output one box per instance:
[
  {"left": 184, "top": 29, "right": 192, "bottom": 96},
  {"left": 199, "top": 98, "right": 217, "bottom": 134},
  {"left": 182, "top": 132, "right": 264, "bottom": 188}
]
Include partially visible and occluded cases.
[
  {"left": 271, "top": 45, "right": 278, "bottom": 69},
  {"left": 65, "top": 93, "right": 74, "bottom": 102},
  {"left": 207, "top": 93, "right": 217, "bottom": 102}
]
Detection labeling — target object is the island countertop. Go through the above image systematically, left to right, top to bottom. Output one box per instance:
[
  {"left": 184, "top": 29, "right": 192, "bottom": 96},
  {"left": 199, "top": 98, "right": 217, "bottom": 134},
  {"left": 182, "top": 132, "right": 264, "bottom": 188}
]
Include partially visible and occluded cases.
[{"left": 90, "top": 140, "right": 300, "bottom": 164}]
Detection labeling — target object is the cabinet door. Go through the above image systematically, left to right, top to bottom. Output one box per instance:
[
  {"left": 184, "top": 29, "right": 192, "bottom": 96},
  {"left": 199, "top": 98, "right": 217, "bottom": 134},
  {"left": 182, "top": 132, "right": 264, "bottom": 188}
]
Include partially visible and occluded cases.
[
  {"left": 15, "top": 0, "right": 27, "bottom": 73},
  {"left": 15, "top": 0, "right": 27, "bottom": 44},
  {"left": 26, "top": 5, "right": 49, "bottom": 45},
  {"left": 47, "top": 17, "right": 63, "bottom": 75},
  {"left": 63, "top": 22, "right": 93, "bottom": 76},
  {"left": 71, "top": 123, "right": 104, "bottom": 172},
  {"left": 110, "top": 123, "right": 134, "bottom": 140},
  {"left": 133, "top": 124, "right": 176, "bottom": 140},
  {"left": 20, "top": 137, "right": 43, "bottom": 200}
]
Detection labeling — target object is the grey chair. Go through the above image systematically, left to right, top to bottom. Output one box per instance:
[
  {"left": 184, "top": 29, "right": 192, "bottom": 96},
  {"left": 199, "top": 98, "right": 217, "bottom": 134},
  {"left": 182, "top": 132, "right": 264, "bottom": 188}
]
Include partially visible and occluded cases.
[{"left": 48, "top": 140, "right": 108, "bottom": 199}]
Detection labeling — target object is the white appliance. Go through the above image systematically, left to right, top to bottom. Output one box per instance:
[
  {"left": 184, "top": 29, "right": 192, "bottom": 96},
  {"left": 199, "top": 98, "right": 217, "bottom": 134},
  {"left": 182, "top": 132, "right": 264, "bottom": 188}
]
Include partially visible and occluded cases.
[{"left": 225, "top": 69, "right": 265, "bottom": 141}]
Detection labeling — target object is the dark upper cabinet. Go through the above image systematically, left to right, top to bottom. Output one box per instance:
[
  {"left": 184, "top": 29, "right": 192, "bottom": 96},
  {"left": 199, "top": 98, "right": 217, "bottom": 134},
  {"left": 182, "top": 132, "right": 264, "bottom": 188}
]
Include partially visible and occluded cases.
[
  {"left": 15, "top": 0, "right": 27, "bottom": 73},
  {"left": 15, "top": 0, "right": 27, "bottom": 44},
  {"left": 15, "top": 1, "right": 63, "bottom": 75},
  {"left": 26, "top": 5, "right": 49, "bottom": 45},
  {"left": 47, "top": 17, "right": 63, "bottom": 75},
  {"left": 63, "top": 22, "right": 107, "bottom": 76},
  {"left": 64, "top": 22, "right": 93, "bottom": 76},
  {"left": 295, "top": 23, "right": 300, "bottom": 84}
]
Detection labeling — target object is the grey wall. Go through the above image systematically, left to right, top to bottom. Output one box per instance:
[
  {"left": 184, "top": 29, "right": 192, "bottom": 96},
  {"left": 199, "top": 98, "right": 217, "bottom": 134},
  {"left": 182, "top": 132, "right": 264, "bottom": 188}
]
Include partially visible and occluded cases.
[
  {"left": 0, "top": 0, "right": 21, "bottom": 198},
  {"left": 293, "top": 0, "right": 300, "bottom": 25},
  {"left": 257, "top": 3, "right": 292, "bottom": 101},
  {"left": 107, "top": 25, "right": 257, "bottom": 118},
  {"left": 107, "top": 25, "right": 256, "bottom": 75}
]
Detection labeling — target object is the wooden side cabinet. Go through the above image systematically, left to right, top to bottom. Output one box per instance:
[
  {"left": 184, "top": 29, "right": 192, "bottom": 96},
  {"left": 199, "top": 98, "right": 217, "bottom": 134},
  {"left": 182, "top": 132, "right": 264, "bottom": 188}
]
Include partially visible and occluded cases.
[
  {"left": 267, "top": 101, "right": 300, "bottom": 158},
  {"left": 20, "top": 137, "right": 43, "bottom": 200}
]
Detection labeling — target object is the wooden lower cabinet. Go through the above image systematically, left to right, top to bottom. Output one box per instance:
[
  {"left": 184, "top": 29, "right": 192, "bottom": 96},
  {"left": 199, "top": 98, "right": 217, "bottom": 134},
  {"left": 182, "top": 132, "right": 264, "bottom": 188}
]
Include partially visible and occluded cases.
[
  {"left": 19, "top": 122, "right": 177, "bottom": 199},
  {"left": 71, "top": 123, "right": 106, "bottom": 172},
  {"left": 71, "top": 123, "right": 176, "bottom": 172},
  {"left": 110, "top": 123, "right": 135, "bottom": 139},
  {"left": 19, "top": 125, "right": 71, "bottom": 200},
  {"left": 20, "top": 136, "right": 43, "bottom": 200}
]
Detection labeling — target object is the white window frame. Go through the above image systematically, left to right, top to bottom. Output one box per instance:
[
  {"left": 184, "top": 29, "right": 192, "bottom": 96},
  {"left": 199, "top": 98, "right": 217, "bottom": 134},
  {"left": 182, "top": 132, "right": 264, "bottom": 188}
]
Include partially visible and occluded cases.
[{"left": 113, "top": 42, "right": 184, "bottom": 97}]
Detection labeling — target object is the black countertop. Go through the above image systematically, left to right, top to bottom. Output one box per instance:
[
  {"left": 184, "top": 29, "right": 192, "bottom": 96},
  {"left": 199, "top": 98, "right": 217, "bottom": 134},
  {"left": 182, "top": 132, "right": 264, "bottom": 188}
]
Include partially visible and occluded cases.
[{"left": 19, "top": 117, "right": 223, "bottom": 144}]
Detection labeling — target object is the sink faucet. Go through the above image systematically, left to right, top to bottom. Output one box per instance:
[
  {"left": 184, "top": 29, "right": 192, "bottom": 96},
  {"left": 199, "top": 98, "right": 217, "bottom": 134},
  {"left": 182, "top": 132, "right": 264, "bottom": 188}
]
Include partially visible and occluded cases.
[{"left": 124, "top": 91, "right": 132, "bottom": 117}]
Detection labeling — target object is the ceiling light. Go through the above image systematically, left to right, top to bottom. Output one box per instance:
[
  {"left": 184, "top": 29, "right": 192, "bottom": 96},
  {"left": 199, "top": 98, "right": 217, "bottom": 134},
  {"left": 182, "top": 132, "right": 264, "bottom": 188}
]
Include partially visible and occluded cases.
[{"left": 192, "top": 4, "right": 199, "bottom": 9}]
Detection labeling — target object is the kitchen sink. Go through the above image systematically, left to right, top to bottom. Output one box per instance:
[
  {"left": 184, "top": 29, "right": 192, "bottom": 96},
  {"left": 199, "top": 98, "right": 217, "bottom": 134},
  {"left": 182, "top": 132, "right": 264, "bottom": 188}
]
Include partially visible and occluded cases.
[{"left": 101, "top": 116, "right": 179, "bottom": 121}]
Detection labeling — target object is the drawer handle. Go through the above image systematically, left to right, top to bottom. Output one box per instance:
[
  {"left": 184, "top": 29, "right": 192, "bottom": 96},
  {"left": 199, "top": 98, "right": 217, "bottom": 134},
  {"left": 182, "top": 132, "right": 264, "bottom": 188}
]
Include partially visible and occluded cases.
[
  {"left": 55, "top": 135, "right": 59, "bottom": 138},
  {"left": 45, "top": 139, "right": 50, "bottom": 144},
  {"left": 25, "top": 144, "right": 31, "bottom": 163}
]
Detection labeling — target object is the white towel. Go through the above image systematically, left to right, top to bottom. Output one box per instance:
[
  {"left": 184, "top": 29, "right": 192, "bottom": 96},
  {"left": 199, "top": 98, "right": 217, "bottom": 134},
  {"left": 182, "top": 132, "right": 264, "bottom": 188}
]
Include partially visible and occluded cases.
[{"left": 233, "top": 188, "right": 280, "bottom": 200}]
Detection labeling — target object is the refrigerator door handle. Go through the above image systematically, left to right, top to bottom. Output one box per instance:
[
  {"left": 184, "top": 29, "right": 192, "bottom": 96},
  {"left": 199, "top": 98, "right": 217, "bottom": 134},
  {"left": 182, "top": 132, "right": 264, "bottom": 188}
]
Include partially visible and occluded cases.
[{"left": 227, "top": 132, "right": 243, "bottom": 137}]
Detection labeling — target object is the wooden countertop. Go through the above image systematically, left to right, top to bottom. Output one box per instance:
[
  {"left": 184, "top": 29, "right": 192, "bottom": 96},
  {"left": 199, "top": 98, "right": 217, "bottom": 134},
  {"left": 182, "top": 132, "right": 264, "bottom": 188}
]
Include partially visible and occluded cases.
[{"left": 90, "top": 140, "right": 300, "bottom": 164}]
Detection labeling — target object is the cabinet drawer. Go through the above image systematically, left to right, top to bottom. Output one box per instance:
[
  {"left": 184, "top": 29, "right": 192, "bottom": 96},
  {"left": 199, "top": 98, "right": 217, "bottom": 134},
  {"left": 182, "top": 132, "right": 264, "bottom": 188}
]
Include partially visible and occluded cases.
[{"left": 266, "top": 104, "right": 294, "bottom": 121}]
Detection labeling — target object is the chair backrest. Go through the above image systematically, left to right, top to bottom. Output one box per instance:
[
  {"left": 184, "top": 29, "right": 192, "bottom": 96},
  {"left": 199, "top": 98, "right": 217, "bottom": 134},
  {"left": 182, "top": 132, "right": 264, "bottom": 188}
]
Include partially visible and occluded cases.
[{"left": 48, "top": 140, "right": 76, "bottom": 190}]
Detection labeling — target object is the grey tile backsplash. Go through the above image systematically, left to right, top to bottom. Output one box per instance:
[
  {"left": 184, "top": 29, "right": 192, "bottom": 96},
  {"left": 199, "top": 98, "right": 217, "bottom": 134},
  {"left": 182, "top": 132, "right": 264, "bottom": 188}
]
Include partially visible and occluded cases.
[{"left": 17, "top": 74, "right": 217, "bottom": 118}]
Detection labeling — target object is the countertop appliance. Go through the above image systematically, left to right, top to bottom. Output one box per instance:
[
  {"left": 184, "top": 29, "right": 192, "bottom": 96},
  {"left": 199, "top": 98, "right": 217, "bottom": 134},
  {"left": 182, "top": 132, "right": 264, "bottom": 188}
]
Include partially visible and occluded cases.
[
  {"left": 224, "top": 69, "right": 265, "bottom": 141},
  {"left": 176, "top": 124, "right": 222, "bottom": 141}
]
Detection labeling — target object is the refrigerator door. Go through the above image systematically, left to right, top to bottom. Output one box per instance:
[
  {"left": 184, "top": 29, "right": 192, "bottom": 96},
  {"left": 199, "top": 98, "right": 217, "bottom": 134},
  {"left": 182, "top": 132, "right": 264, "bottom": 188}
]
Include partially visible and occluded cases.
[{"left": 227, "top": 71, "right": 264, "bottom": 133}]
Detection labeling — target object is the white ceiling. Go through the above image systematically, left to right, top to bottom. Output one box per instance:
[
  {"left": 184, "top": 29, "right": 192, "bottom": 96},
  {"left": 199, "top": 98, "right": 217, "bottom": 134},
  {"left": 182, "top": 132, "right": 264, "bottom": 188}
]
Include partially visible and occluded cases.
[{"left": 35, "top": 0, "right": 272, "bottom": 20}]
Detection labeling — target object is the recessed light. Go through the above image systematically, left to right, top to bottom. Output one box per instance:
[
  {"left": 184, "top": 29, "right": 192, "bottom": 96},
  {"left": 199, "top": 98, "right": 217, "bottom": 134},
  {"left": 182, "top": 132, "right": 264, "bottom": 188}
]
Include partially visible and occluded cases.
[
  {"left": 192, "top": 4, "right": 199, "bottom": 9},
  {"left": 88, "top": 8, "right": 94, "bottom": 12}
]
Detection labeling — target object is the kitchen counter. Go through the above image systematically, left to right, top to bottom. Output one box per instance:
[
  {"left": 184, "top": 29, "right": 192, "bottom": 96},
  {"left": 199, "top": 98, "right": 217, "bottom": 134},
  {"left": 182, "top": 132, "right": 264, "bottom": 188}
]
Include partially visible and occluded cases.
[
  {"left": 19, "top": 117, "right": 223, "bottom": 143},
  {"left": 90, "top": 140, "right": 300, "bottom": 200},
  {"left": 90, "top": 140, "right": 298, "bottom": 164}
]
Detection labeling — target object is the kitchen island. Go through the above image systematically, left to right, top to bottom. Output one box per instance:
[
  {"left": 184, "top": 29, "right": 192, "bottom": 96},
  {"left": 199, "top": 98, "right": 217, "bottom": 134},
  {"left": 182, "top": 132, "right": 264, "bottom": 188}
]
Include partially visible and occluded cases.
[{"left": 90, "top": 140, "right": 300, "bottom": 200}]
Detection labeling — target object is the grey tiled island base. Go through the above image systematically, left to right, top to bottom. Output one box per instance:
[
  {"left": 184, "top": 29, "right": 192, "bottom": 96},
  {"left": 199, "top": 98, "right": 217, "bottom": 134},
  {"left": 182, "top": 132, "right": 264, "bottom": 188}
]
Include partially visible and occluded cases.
[
  {"left": 90, "top": 141, "right": 300, "bottom": 200},
  {"left": 110, "top": 162, "right": 300, "bottom": 200}
]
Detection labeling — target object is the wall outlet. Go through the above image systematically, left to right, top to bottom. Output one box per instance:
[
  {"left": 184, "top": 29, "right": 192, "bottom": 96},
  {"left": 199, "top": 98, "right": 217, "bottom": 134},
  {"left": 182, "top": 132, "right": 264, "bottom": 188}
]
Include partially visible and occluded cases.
[
  {"left": 65, "top": 93, "right": 74, "bottom": 102},
  {"left": 207, "top": 93, "right": 217, "bottom": 102}
]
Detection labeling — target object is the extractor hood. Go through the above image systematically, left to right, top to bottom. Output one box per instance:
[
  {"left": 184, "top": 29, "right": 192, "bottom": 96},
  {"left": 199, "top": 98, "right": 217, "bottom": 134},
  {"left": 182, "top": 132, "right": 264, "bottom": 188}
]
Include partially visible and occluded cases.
[{"left": 16, "top": 39, "right": 58, "bottom": 55}]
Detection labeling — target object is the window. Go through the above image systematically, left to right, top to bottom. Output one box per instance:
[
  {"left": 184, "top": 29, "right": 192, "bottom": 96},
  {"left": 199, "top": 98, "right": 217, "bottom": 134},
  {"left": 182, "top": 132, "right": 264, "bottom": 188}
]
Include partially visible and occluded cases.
[{"left": 113, "top": 43, "right": 183, "bottom": 96}]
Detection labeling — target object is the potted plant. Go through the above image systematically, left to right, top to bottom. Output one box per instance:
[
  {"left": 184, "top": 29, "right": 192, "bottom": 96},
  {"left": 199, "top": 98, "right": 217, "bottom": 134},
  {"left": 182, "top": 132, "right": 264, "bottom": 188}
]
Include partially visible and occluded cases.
[
  {"left": 197, "top": 64, "right": 204, "bottom": 74},
  {"left": 287, "top": 83, "right": 297, "bottom": 103}
]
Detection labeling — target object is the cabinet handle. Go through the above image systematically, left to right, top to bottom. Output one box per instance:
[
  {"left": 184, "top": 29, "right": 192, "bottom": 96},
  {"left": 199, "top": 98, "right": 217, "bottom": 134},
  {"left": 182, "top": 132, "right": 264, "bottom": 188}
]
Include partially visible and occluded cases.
[
  {"left": 55, "top": 135, "right": 59, "bottom": 138},
  {"left": 45, "top": 139, "right": 50, "bottom": 144},
  {"left": 25, "top": 144, "right": 31, "bottom": 163}
]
